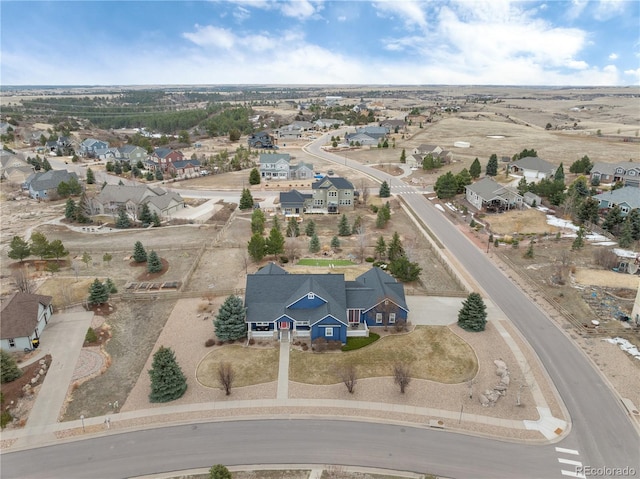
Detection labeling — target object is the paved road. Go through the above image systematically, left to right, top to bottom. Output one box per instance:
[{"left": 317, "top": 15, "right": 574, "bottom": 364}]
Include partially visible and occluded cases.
[{"left": 1, "top": 420, "right": 558, "bottom": 479}]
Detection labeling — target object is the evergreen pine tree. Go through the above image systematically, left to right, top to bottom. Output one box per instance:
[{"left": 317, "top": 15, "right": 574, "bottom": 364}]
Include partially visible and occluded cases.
[
  {"left": 399, "top": 149, "right": 406, "bottom": 163},
  {"left": 486, "top": 154, "right": 498, "bottom": 176},
  {"left": 42, "top": 157, "right": 52, "bottom": 171},
  {"left": 469, "top": 158, "right": 481, "bottom": 179},
  {"left": 554, "top": 162, "right": 565, "bottom": 183},
  {"left": 86, "top": 167, "right": 95, "bottom": 184},
  {"left": 249, "top": 167, "right": 261, "bottom": 185},
  {"left": 455, "top": 168, "right": 472, "bottom": 193},
  {"left": 155, "top": 169, "right": 164, "bottom": 181},
  {"left": 434, "top": 172, "right": 458, "bottom": 199},
  {"left": 379, "top": 181, "right": 391, "bottom": 198},
  {"left": 239, "top": 188, "right": 254, "bottom": 210},
  {"left": 65, "top": 198, "right": 77, "bottom": 220},
  {"left": 139, "top": 203, "right": 152, "bottom": 224},
  {"left": 603, "top": 206, "right": 624, "bottom": 235},
  {"left": 116, "top": 208, "right": 131, "bottom": 228},
  {"left": 251, "top": 208, "right": 266, "bottom": 234},
  {"left": 376, "top": 208, "right": 387, "bottom": 229},
  {"left": 627, "top": 209, "right": 640, "bottom": 240},
  {"left": 151, "top": 212, "right": 161, "bottom": 227},
  {"left": 338, "top": 214, "right": 351, "bottom": 236},
  {"left": 351, "top": 215, "right": 363, "bottom": 234},
  {"left": 286, "top": 216, "right": 300, "bottom": 237},
  {"left": 305, "top": 219, "right": 316, "bottom": 237},
  {"left": 618, "top": 219, "right": 634, "bottom": 248},
  {"left": 572, "top": 226, "right": 585, "bottom": 250},
  {"left": 265, "top": 227, "right": 285, "bottom": 258},
  {"left": 387, "top": 232, "right": 405, "bottom": 261},
  {"left": 247, "top": 233, "right": 266, "bottom": 262},
  {"left": 309, "top": 233, "right": 320, "bottom": 253},
  {"left": 8, "top": 236, "right": 31, "bottom": 262},
  {"left": 331, "top": 236, "right": 340, "bottom": 249},
  {"left": 375, "top": 236, "right": 386, "bottom": 259},
  {"left": 133, "top": 241, "right": 147, "bottom": 263},
  {"left": 147, "top": 250, "right": 163, "bottom": 273},
  {"left": 388, "top": 256, "right": 422, "bottom": 282},
  {"left": 88, "top": 278, "right": 109, "bottom": 305},
  {"left": 104, "top": 278, "right": 118, "bottom": 294},
  {"left": 457, "top": 292, "right": 488, "bottom": 332},
  {"left": 214, "top": 295, "right": 247, "bottom": 341},
  {"left": 148, "top": 346, "right": 187, "bottom": 403},
  {"left": 1, "top": 349, "right": 23, "bottom": 383},
  {"left": 209, "top": 465, "right": 233, "bottom": 479}
]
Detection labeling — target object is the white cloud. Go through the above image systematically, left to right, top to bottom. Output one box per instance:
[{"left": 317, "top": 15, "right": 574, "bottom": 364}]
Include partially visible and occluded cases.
[
  {"left": 279, "top": 0, "right": 318, "bottom": 19},
  {"left": 373, "top": 0, "right": 427, "bottom": 28},
  {"left": 566, "top": 0, "right": 588, "bottom": 20},
  {"left": 593, "top": 0, "right": 626, "bottom": 20},
  {"left": 233, "top": 6, "right": 251, "bottom": 21},
  {"left": 337, "top": 15, "right": 346, "bottom": 22},
  {"left": 183, "top": 25, "right": 235, "bottom": 49},
  {"left": 609, "top": 52, "right": 619, "bottom": 60},
  {"left": 566, "top": 59, "right": 589, "bottom": 70},
  {"left": 623, "top": 68, "right": 640, "bottom": 84}
]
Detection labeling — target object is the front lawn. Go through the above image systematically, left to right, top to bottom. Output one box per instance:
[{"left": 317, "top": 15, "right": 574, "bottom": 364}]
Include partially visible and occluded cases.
[
  {"left": 289, "top": 326, "right": 477, "bottom": 385},
  {"left": 196, "top": 345, "right": 279, "bottom": 388}
]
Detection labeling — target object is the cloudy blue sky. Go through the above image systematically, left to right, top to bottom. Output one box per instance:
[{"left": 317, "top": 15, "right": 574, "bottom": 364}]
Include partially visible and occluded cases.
[{"left": 1, "top": 0, "right": 638, "bottom": 86}]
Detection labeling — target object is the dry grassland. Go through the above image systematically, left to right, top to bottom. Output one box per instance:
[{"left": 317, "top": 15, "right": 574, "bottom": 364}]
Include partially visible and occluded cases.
[
  {"left": 484, "top": 209, "right": 560, "bottom": 236},
  {"left": 196, "top": 345, "right": 279, "bottom": 388}
]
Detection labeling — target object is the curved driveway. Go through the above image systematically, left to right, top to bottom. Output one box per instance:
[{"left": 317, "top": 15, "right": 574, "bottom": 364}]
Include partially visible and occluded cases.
[{"left": 3, "top": 137, "right": 638, "bottom": 478}]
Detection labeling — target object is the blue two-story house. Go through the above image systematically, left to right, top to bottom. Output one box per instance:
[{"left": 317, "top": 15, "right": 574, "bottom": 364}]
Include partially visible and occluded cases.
[{"left": 244, "top": 264, "right": 408, "bottom": 343}]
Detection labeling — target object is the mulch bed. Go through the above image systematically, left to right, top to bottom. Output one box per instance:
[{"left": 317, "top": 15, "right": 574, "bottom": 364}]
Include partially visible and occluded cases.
[{"left": 136, "top": 258, "right": 169, "bottom": 281}]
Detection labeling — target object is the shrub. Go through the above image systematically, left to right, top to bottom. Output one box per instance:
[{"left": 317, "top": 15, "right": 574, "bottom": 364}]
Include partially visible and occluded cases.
[
  {"left": 370, "top": 205, "right": 379, "bottom": 213},
  {"left": 279, "top": 256, "right": 289, "bottom": 264},
  {"left": 365, "top": 257, "right": 375, "bottom": 263},
  {"left": 85, "top": 328, "right": 98, "bottom": 343},
  {"left": 205, "top": 338, "right": 216, "bottom": 347},
  {"left": 248, "top": 338, "right": 255, "bottom": 345},
  {"left": 216, "top": 340, "right": 224, "bottom": 346},
  {"left": 1, "top": 410, "right": 12, "bottom": 429}
]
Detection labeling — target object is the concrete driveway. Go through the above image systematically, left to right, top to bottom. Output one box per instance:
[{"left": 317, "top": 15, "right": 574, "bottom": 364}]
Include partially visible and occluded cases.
[{"left": 13, "top": 309, "right": 94, "bottom": 447}]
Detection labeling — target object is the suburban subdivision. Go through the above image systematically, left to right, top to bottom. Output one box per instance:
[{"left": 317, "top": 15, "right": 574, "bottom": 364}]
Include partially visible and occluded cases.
[{"left": 1, "top": 84, "right": 639, "bottom": 479}]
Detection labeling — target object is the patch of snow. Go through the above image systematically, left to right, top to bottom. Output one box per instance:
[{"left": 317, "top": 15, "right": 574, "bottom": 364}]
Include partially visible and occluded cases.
[
  {"left": 445, "top": 202, "right": 457, "bottom": 212},
  {"left": 435, "top": 204, "right": 445, "bottom": 212},
  {"left": 546, "top": 215, "right": 578, "bottom": 231},
  {"left": 592, "top": 241, "right": 618, "bottom": 246},
  {"left": 613, "top": 248, "right": 639, "bottom": 259},
  {"left": 603, "top": 337, "right": 640, "bottom": 361}
]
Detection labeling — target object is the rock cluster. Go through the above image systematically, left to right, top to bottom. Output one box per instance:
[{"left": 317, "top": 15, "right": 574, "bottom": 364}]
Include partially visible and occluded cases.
[{"left": 479, "top": 359, "right": 510, "bottom": 407}]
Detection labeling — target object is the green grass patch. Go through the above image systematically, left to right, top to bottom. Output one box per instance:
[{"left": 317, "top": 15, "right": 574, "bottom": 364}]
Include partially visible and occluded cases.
[
  {"left": 297, "top": 258, "right": 355, "bottom": 267},
  {"left": 290, "top": 326, "right": 477, "bottom": 385},
  {"left": 342, "top": 332, "right": 380, "bottom": 351}
]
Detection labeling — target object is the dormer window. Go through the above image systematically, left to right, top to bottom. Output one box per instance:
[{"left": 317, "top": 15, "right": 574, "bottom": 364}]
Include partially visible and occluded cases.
[{"left": 308, "top": 293, "right": 315, "bottom": 300}]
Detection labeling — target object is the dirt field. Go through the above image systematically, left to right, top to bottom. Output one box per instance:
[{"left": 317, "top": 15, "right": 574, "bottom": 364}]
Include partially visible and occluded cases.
[{"left": 482, "top": 208, "right": 561, "bottom": 236}]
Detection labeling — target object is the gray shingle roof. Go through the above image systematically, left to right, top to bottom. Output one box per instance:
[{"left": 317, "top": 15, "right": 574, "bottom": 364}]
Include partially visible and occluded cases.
[
  {"left": 259, "top": 153, "right": 290, "bottom": 164},
  {"left": 510, "top": 156, "right": 555, "bottom": 174},
  {"left": 28, "top": 170, "right": 79, "bottom": 191},
  {"left": 312, "top": 177, "right": 354, "bottom": 190},
  {"left": 465, "top": 177, "right": 519, "bottom": 200},
  {"left": 593, "top": 187, "right": 640, "bottom": 209},
  {"left": 280, "top": 190, "right": 311, "bottom": 205},
  {"left": 0, "top": 292, "right": 52, "bottom": 339}
]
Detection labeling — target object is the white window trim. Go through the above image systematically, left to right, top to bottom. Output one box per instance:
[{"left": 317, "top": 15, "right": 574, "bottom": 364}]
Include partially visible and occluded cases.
[
  {"left": 308, "top": 292, "right": 315, "bottom": 300},
  {"left": 376, "top": 313, "right": 383, "bottom": 324},
  {"left": 389, "top": 313, "right": 396, "bottom": 324},
  {"left": 256, "top": 322, "right": 269, "bottom": 326},
  {"left": 325, "top": 327, "right": 333, "bottom": 337},
  {"left": 8, "top": 338, "right": 15, "bottom": 348}
]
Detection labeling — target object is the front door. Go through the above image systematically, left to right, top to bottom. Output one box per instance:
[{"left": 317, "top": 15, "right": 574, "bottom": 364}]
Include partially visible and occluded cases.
[{"left": 279, "top": 321, "right": 289, "bottom": 342}]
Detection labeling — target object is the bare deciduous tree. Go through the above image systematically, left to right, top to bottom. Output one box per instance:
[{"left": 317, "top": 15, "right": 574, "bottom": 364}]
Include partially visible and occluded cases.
[
  {"left": 360, "top": 179, "right": 369, "bottom": 205},
  {"left": 356, "top": 226, "right": 367, "bottom": 262},
  {"left": 285, "top": 237, "right": 299, "bottom": 263},
  {"left": 12, "top": 267, "right": 34, "bottom": 294},
  {"left": 218, "top": 362, "right": 235, "bottom": 396},
  {"left": 393, "top": 362, "right": 411, "bottom": 394},
  {"left": 339, "top": 363, "right": 358, "bottom": 394}
]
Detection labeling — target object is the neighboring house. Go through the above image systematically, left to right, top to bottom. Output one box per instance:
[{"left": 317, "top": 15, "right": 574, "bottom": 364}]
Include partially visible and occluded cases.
[
  {"left": 352, "top": 102, "right": 368, "bottom": 113},
  {"left": 406, "top": 114, "right": 429, "bottom": 125},
  {"left": 315, "top": 118, "right": 344, "bottom": 129},
  {"left": 379, "top": 119, "right": 406, "bottom": 131},
  {"left": 290, "top": 121, "right": 315, "bottom": 131},
  {"left": 275, "top": 125, "right": 303, "bottom": 140},
  {"left": 353, "top": 126, "right": 389, "bottom": 140},
  {"left": 248, "top": 131, "right": 275, "bottom": 148},
  {"left": 345, "top": 133, "right": 378, "bottom": 146},
  {"left": 44, "top": 136, "right": 73, "bottom": 154},
  {"left": 79, "top": 138, "right": 109, "bottom": 157},
  {"left": 413, "top": 144, "right": 442, "bottom": 156},
  {"left": 117, "top": 145, "right": 148, "bottom": 164},
  {"left": 94, "top": 147, "right": 119, "bottom": 161},
  {"left": 150, "top": 148, "right": 185, "bottom": 172},
  {"left": 260, "top": 153, "right": 313, "bottom": 180},
  {"left": 408, "top": 154, "right": 423, "bottom": 169},
  {"left": 507, "top": 156, "right": 556, "bottom": 181},
  {"left": 167, "top": 159, "right": 201, "bottom": 177},
  {"left": 590, "top": 162, "right": 640, "bottom": 188},
  {"left": 3, "top": 166, "right": 35, "bottom": 185},
  {"left": 24, "top": 169, "right": 79, "bottom": 199},
  {"left": 310, "top": 176, "right": 355, "bottom": 213},
  {"left": 465, "top": 177, "right": 523, "bottom": 211},
  {"left": 93, "top": 184, "right": 184, "bottom": 219},
  {"left": 592, "top": 187, "right": 640, "bottom": 216},
  {"left": 280, "top": 190, "right": 312, "bottom": 216},
  {"left": 523, "top": 192, "right": 542, "bottom": 207},
  {"left": 245, "top": 264, "right": 408, "bottom": 343},
  {"left": 0, "top": 292, "right": 53, "bottom": 351}
]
